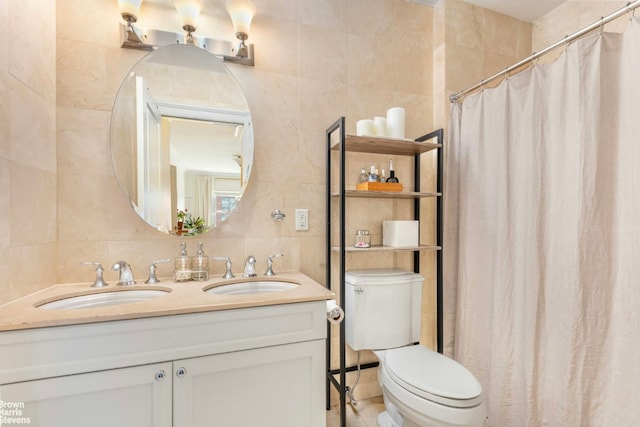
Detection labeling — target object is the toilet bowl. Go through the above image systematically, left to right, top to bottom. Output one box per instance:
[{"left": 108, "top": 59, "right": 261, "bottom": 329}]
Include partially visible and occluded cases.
[
  {"left": 344, "top": 269, "right": 487, "bottom": 427},
  {"left": 375, "top": 346, "right": 486, "bottom": 427}
]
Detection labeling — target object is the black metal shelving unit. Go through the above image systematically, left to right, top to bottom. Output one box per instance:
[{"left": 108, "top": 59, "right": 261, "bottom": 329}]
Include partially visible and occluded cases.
[{"left": 325, "top": 117, "right": 444, "bottom": 427}]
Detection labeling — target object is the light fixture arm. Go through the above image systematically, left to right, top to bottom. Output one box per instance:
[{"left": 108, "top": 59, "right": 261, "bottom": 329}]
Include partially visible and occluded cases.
[
  {"left": 119, "top": 9, "right": 145, "bottom": 46},
  {"left": 124, "top": 21, "right": 144, "bottom": 45},
  {"left": 183, "top": 24, "right": 196, "bottom": 45},
  {"left": 235, "top": 32, "right": 249, "bottom": 58}
]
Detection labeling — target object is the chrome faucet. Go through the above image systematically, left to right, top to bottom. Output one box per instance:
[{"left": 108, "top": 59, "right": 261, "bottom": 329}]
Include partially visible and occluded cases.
[
  {"left": 243, "top": 255, "right": 257, "bottom": 277},
  {"left": 112, "top": 261, "right": 136, "bottom": 286}
]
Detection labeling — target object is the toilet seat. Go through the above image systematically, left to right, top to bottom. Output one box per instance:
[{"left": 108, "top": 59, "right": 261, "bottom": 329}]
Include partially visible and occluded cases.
[{"left": 383, "top": 345, "right": 483, "bottom": 408}]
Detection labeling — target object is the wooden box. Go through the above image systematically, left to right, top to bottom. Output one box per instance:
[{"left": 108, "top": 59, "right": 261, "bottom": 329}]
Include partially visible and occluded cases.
[{"left": 356, "top": 182, "right": 403, "bottom": 192}]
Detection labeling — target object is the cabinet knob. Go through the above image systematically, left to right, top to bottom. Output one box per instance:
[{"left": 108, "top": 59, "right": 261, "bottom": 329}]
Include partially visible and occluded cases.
[
  {"left": 355, "top": 287, "right": 365, "bottom": 295},
  {"left": 176, "top": 367, "right": 187, "bottom": 378},
  {"left": 155, "top": 370, "right": 166, "bottom": 381}
]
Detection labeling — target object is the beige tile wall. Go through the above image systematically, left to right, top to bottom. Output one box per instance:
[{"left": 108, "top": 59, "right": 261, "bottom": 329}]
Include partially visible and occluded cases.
[
  {"left": 0, "top": 0, "right": 58, "bottom": 305},
  {"left": 434, "top": 0, "right": 532, "bottom": 130},
  {"left": 533, "top": 0, "right": 631, "bottom": 61}
]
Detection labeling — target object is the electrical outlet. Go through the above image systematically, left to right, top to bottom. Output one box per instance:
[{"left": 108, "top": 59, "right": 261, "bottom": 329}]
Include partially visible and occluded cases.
[{"left": 295, "top": 209, "right": 309, "bottom": 231}]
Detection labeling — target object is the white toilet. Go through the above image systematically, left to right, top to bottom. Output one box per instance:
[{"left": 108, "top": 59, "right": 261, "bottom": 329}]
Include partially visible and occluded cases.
[{"left": 345, "top": 269, "right": 487, "bottom": 427}]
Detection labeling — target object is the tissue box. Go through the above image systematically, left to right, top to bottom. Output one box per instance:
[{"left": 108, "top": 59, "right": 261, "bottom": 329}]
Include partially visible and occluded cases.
[{"left": 383, "top": 220, "right": 419, "bottom": 247}]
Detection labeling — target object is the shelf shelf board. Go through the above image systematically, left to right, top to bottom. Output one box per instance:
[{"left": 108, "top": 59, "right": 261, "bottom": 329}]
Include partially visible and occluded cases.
[
  {"left": 331, "top": 135, "right": 441, "bottom": 156},
  {"left": 332, "top": 190, "right": 441, "bottom": 199},
  {"left": 331, "top": 245, "right": 441, "bottom": 253}
]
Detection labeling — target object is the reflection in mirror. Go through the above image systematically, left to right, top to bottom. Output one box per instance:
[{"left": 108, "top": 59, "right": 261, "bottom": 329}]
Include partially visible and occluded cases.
[
  {"left": 110, "top": 44, "right": 253, "bottom": 235},
  {"left": 168, "top": 117, "right": 243, "bottom": 233}
]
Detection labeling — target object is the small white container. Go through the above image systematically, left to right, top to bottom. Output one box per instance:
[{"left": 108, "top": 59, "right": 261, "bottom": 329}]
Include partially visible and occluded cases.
[
  {"left": 386, "top": 107, "right": 405, "bottom": 139},
  {"left": 373, "top": 116, "right": 387, "bottom": 137},
  {"left": 356, "top": 119, "right": 374, "bottom": 136},
  {"left": 383, "top": 220, "right": 418, "bottom": 247}
]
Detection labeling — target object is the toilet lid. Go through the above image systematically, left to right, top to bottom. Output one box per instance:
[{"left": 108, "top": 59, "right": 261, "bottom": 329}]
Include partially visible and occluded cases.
[{"left": 383, "top": 345, "right": 483, "bottom": 408}]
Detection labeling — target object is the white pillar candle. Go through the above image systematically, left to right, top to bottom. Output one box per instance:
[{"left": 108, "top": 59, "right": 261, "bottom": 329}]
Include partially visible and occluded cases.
[
  {"left": 386, "top": 107, "right": 405, "bottom": 139},
  {"left": 373, "top": 116, "right": 387, "bottom": 137},
  {"left": 356, "top": 119, "right": 374, "bottom": 136}
]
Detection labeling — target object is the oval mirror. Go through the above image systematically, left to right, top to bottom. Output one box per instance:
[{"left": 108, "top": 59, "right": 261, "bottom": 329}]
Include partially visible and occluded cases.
[{"left": 110, "top": 43, "right": 253, "bottom": 236}]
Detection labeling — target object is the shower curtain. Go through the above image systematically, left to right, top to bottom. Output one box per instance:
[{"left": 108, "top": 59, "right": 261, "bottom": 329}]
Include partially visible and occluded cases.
[{"left": 445, "top": 18, "right": 640, "bottom": 426}]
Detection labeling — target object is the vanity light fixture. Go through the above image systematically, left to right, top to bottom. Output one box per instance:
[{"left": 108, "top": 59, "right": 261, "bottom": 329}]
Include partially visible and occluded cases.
[{"left": 118, "top": 0, "right": 256, "bottom": 66}]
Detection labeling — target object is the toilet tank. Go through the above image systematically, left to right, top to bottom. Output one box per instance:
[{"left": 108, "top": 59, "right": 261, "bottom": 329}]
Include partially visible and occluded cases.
[{"left": 345, "top": 268, "right": 423, "bottom": 351}]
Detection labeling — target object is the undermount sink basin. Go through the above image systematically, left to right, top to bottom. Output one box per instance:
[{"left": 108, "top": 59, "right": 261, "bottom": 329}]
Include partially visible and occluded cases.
[
  {"left": 204, "top": 280, "right": 299, "bottom": 295},
  {"left": 37, "top": 289, "right": 170, "bottom": 310}
]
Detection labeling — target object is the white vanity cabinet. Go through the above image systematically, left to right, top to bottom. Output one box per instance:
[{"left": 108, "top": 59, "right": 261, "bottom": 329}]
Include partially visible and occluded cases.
[
  {"left": 0, "top": 301, "right": 327, "bottom": 427},
  {"left": 173, "top": 340, "right": 325, "bottom": 427},
  {"left": 0, "top": 362, "right": 173, "bottom": 427}
]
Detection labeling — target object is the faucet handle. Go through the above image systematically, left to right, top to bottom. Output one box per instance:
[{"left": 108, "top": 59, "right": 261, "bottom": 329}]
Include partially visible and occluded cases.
[
  {"left": 265, "top": 254, "right": 284, "bottom": 276},
  {"left": 212, "top": 257, "right": 235, "bottom": 279},
  {"left": 145, "top": 258, "right": 171, "bottom": 284},
  {"left": 81, "top": 262, "right": 109, "bottom": 288}
]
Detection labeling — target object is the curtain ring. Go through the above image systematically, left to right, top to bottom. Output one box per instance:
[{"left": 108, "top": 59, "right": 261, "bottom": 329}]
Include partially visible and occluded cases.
[{"left": 600, "top": 16, "right": 605, "bottom": 33}]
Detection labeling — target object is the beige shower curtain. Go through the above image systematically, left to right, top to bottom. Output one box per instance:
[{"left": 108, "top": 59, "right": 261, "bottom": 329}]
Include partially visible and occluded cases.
[{"left": 445, "top": 18, "right": 640, "bottom": 426}]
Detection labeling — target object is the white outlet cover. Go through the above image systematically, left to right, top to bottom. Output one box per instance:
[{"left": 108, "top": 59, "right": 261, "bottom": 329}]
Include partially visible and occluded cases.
[{"left": 295, "top": 209, "right": 309, "bottom": 231}]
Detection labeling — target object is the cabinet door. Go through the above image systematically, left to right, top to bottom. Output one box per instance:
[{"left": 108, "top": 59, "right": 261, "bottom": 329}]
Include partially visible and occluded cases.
[
  {"left": 173, "top": 340, "right": 326, "bottom": 427},
  {"left": 0, "top": 362, "right": 172, "bottom": 427}
]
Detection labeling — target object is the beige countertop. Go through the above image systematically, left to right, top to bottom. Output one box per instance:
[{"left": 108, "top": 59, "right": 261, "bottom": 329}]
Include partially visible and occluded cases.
[{"left": 0, "top": 271, "right": 334, "bottom": 332}]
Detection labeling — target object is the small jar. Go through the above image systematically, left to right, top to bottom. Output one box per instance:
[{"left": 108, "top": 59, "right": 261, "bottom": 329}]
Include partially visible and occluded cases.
[{"left": 354, "top": 229, "right": 371, "bottom": 248}]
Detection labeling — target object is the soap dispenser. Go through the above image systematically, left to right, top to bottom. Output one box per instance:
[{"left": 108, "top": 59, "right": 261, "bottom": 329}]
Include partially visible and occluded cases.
[
  {"left": 174, "top": 242, "right": 191, "bottom": 282},
  {"left": 191, "top": 242, "right": 209, "bottom": 281}
]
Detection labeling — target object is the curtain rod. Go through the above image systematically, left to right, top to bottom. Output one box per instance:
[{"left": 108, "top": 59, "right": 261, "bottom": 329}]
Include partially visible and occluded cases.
[{"left": 449, "top": 0, "right": 640, "bottom": 103}]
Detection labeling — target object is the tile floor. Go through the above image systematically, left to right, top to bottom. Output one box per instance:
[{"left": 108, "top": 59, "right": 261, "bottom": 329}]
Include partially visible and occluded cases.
[{"left": 326, "top": 396, "right": 385, "bottom": 427}]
